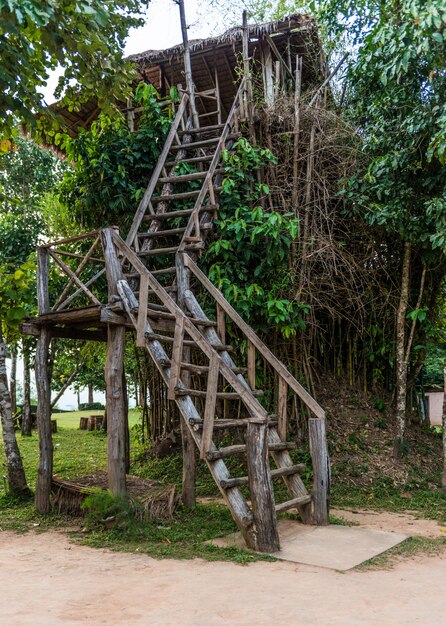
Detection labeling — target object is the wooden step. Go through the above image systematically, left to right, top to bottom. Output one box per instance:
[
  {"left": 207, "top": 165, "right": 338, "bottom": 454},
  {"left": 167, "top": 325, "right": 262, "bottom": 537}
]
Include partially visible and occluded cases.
[
  {"left": 177, "top": 124, "right": 225, "bottom": 135},
  {"left": 169, "top": 134, "right": 239, "bottom": 151},
  {"left": 165, "top": 155, "right": 214, "bottom": 168},
  {"left": 158, "top": 168, "right": 225, "bottom": 185},
  {"left": 151, "top": 189, "right": 201, "bottom": 202},
  {"left": 142, "top": 205, "right": 218, "bottom": 221},
  {"left": 137, "top": 227, "right": 186, "bottom": 239},
  {"left": 137, "top": 242, "right": 205, "bottom": 257},
  {"left": 150, "top": 266, "right": 176, "bottom": 276},
  {"left": 141, "top": 308, "right": 217, "bottom": 328},
  {"left": 145, "top": 332, "right": 233, "bottom": 352},
  {"left": 160, "top": 361, "right": 246, "bottom": 376},
  {"left": 174, "top": 387, "right": 263, "bottom": 400},
  {"left": 189, "top": 415, "right": 277, "bottom": 430},
  {"left": 206, "top": 442, "right": 298, "bottom": 462},
  {"left": 220, "top": 465, "right": 306, "bottom": 490},
  {"left": 275, "top": 495, "right": 312, "bottom": 514}
]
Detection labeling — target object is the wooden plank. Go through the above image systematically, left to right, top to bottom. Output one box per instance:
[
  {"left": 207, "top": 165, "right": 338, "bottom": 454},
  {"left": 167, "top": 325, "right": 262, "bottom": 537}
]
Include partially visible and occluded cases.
[
  {"left": 125, "top": 93, "right": 189, "bottom": 247},
  {"left": 49, "top": 248, "right": 104, "bottom": 264},
  {"left": 49, "top": 250, "right": 101, "bottom": 306},
  {"left": 183, "top": 255, "right": 325, "bottom": 418},
  {"left": 136, "top": 273, "right": 149, "bottom": 348},
  {"left": 37, "top": 305, "right": 101, "bottom": 325},
  {"left": 168, "top": 317, "right": 185, "bottom": 400},
  {"left": 248, "top": 340, "right": 256, "bottom": 390},
  {"left": 200, "top": 353, "right": 219, "bottom": 459},
  {"left": 278, "top": 375, "right": 287, "bottom": 440},
  {"left": 309, "top": 417, "right": 330, "bottom": 525},
  {"left": 246, "top": 420, "right": 280, "bottom": 553},
  {"left": 221, "top": 464, "right": 305, "bottom": 489},
  {"left": 275, "top": 495, "right": 312, "bottom": 514}
]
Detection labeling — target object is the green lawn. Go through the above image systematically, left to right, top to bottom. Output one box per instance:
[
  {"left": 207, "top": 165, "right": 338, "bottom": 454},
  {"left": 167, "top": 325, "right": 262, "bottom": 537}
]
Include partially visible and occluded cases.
[{"left": 51, "top": 409, "right": 140, "bottom": 431}]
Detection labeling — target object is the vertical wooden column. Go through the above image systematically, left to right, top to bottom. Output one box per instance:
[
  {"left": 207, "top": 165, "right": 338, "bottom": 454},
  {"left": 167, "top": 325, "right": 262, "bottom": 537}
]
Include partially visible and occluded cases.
[
  {"left": 178, "top": 0, "right": 199, "bottom": 128},
  {"left": 102, "top": 228, "right": 127, "bottom": 496},
  {"left": 35, "top": 247, "right": 53, "bottom": 513},
  {"left": 176, "top": 252, "right": 196, "bottom": 507},
  {"left": 309, "top": 417, "right": 330, "bottom": 525},
  {"left": 246, "top": 418, "right": 280, "bottom": 553}
]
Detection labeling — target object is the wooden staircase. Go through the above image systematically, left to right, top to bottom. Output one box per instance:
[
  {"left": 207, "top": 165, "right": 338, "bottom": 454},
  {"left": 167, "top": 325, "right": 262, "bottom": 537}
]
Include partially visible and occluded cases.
[
  {"left": 31, "top": 79, "right": 330, "bottom": 553},
  {"left": 109, "top": 79, "right": 327, "bottom": 551}
]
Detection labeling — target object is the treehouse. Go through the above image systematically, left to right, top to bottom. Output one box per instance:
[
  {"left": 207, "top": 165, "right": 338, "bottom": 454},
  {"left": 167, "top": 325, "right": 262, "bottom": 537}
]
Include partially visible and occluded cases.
[{"left": 25, "top": 11, "right": 331, "bottom": 553}]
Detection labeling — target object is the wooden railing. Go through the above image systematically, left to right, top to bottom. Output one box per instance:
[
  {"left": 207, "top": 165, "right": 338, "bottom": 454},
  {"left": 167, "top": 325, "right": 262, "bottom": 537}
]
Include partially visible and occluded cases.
[
  {"left": 108, "top": 229, "right": 269, "bottom": 456},
  {"left": 37, "top": 231, "right": 106, "bottom": 315},
  {"left": 181, "top": 253, "right": 326, "bottom": 427}
]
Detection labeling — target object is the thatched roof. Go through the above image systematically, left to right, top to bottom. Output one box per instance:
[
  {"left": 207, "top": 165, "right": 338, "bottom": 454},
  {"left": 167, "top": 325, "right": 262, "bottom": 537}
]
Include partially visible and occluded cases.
[
  {"left": 49, "top": 13, "right": 320, "bottom": 137},
  {"left": 128, "top": 14, "right": 316, "bottom": 67}
]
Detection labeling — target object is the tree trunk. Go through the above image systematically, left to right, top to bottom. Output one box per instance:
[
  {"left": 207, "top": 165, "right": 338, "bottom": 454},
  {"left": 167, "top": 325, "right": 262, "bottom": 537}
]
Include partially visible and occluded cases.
[
  {"left": 394, "top": 241, "right": 411, "bottom": 457},
  {"left": 106, "top": 325, "right": 127, "bottom": 496},
  {"left": 0, "top": 327, "right": 30, "bottom": 497},
  {"left": 35, "top": 328, "right": 53, "bottom": 512},
  {"left": 10, "top": 345, "right": 17, "bottom": 420},
  {"left": 22, "top": 348, "right": 32, "bottom": 436},
  {"left": 442, "top": 362, "right": 446, "bottom": 488},
  {"left": 88, "top": 383, "right": 94, "bottom": 405}
]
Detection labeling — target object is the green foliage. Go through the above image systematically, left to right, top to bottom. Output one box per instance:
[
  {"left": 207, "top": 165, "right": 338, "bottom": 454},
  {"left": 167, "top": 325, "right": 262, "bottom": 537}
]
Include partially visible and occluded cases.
[
  {"left": 0, "top": 0, "right": 148, "bottom": 140},
  {"left": 320, "top": 0, "right": 446, "bottom": 257},
  {"left": 58, "top": 85, "right": 172, "bottom": 231},
  {"left": 0, "top": 137, "right": 64, "bottom": 263},
  {"left": 204, "top": 138, "right": 307, "bottom": 337},
  {"left": 0, "top": 260, "right": 35, "bottom": 340},
  {"left": 423, "top": 344, "right": 446, "bottom": 386},
  {"left": 82, "top": 489, "right": 141, "bottom": 530}
]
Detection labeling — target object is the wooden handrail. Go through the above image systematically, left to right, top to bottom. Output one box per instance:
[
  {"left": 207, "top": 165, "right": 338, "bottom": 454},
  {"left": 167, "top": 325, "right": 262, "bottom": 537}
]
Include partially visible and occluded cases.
[
  {"left": 179, "top": 78, "right": 246, "bottom": 248},
  {"left": 125, "top": 92, "right": 190, "bottom": 248},
  {"left": 110, "top": 228, "right": 268, "bottom": 420},
  {"left": 40, "top": 229, "right": 100, "bottom": 249},
  {"left": 182, "top": 253, "right": 326, "bottom": 419}
]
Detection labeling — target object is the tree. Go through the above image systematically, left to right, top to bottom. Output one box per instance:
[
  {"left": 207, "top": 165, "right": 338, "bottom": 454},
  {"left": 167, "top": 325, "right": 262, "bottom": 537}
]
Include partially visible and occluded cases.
[
  {"left": 0, "top": 0, "right": 149, "bottom": 141},
  {"left": 317, "top": 0, "right": 446, "bottom": 453},
  {"left": 0, "top": 262, "right": 34, "bottom": 496}
]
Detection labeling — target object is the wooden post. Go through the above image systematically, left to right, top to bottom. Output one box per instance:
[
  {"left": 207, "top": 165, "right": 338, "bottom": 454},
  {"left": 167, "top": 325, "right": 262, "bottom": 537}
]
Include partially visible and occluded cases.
[
  {"left": 178, "top": 0, "right": 199, "bottom": 128},
  {"left": 102, "top": 228, "right": 127, "bottom": 496},
  {"left": 176, "top": 252, "right": 196, "bottom": 506},
  {"left": 35, "top": 327, "right": 53, "bottom": 513},
  {"left": 247, "top": 340, "right": 255, "bottom": 390},
  {"left": 278, "top": 376, "right": 287, "bottom": 440},
  {"left": 309, "top": 417, "right": 330, "bottom": 525},
  {"left": 246, "top": 419, "right": 280, "bottom": 553}
]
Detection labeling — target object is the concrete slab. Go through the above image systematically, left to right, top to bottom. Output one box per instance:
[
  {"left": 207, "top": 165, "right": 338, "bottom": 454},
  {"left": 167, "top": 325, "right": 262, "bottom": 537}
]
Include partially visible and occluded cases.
[{"left": 211, "top": 519, "right": 410, "bottom": 570}]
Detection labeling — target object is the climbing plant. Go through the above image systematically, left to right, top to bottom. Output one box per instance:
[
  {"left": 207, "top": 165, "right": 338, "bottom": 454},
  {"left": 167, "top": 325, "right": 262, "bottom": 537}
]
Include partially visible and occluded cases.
[{"left": 204, "top": 138, "right": 307, "bottom": 338}]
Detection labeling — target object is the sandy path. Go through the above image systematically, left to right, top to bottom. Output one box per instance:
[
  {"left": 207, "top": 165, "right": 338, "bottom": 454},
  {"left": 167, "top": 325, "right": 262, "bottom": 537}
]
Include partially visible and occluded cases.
[{"left": 0, "top": 531, "right": 445, "bottom": 626}]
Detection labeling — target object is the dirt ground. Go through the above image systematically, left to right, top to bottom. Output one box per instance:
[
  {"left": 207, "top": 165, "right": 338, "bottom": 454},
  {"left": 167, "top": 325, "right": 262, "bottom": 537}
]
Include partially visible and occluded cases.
[{"left": 1, "top": 515, "right": 446, "bottom": 626}]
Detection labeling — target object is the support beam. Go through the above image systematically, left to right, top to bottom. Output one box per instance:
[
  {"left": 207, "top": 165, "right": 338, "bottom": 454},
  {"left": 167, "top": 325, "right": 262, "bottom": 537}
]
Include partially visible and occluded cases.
[
  {"left": 102, "top": 227, "right": 127, "bottom": 496},
  {"left": 34, "top": 328, "right": 53, "bottom": 513},
  {"left": 309, "top": 418, "right": 330, "bottom": 525},
  {"left": 246, "top": 419, "right": 280, "bottom": 553}
]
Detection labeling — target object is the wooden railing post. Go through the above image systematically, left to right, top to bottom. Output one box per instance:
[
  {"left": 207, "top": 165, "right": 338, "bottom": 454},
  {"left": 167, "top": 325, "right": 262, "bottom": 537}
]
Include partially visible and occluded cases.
[
  {"left": 101, "top": 228, "right": 127, "bottom": 497},
  {"left": 35, "top": 246, "right": 53, "bottom": 513},
  {"left": 37, "top": 247, "right": 50, "bottom": 315},
  {"left": 278, "top": 376, "right": 287, "bottom": 440},
  {"left": 309, "top": 417, "right": 330, "bottom": 525},
  {"left": 246, "top": 418, "right": 280, "bottom": 553}
]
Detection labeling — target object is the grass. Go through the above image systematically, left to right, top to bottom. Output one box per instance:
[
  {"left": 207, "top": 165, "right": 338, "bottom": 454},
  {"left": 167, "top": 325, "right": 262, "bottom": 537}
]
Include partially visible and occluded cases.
[
  {"left": 2, "top": 409, "right": 446, "bottom": 565},
  {"left": 0, "top": 410, "right": 270, "bottom": 563},
  {"left": 355, "top": 536, "right": 446, "bottom": 570}
]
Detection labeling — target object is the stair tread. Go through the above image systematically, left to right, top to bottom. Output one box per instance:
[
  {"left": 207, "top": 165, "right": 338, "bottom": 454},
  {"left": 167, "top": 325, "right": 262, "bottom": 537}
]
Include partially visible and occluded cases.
[
  {"left": 177, "top": 124, "right": 225, "bottom": 135},
  {"left": 169, "top": 133, "right": 239, "bottom": 151},
  {"left": 165, "top": 155, "right": 214, "bottom": 168},
  {"left": 158, "top": 168, "right": 225, "bottom": 185},
  {"left": 142, "top": 205, "right": 218, "bottom": 221},
  {"left": 137, "top": 227, "right": 186, "bottom": 239},
  {"left": 137, "top": 243, "right": 205, "bottom": 257},
  {"left": 145, "top": 332, "right": 233, "bottom": 352},
  {"left": 174, "top": 387, "right": 263, "bottom": 399},
  {"left": 205, "top": 440, "right": 295, "bottom": 461},
  {"left": 220, "top": 465, "right": 306, "bottom": 490},
  {"left": 275, "top": 495, "right": 312, "bottom": 514}
]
